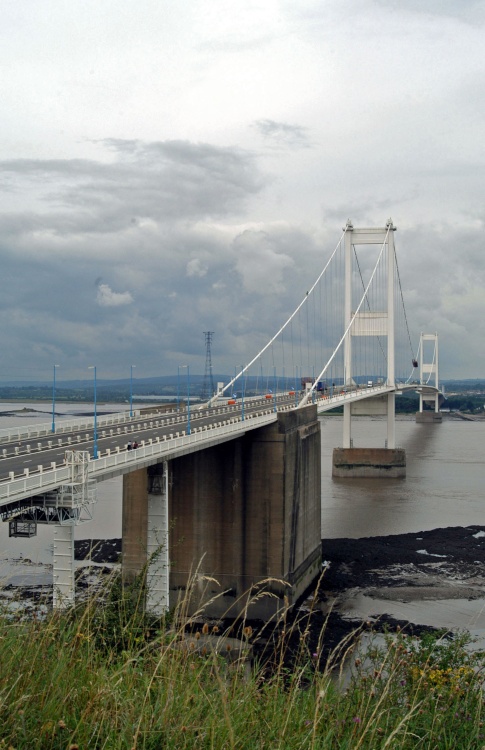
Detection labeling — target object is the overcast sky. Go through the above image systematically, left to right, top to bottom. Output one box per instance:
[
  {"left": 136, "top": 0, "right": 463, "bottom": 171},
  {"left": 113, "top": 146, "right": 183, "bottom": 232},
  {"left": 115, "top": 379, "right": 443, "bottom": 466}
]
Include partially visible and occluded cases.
[{"left": 1, "top": 0, "right": 484, "bottom": 383}]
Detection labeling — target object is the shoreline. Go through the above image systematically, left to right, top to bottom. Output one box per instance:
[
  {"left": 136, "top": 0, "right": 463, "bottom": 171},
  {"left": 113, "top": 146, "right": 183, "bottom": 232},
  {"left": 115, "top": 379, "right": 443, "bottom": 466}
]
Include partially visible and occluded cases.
[
  {"left": 2, "top": 526, "right": 483, "bottom": 661},
  {"left": 76, "top": 526, "right": 485, "bottom": 653}
]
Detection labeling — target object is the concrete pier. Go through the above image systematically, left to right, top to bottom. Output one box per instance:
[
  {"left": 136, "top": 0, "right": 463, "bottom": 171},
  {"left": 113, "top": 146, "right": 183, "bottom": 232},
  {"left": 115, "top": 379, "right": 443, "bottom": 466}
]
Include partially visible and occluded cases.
[
  {"left": 122, "top": 404, "right": 321, "bottom": 620},
  {"left": 416, "top": 411, "right": 442, "bottom": 423},
  {"left": 332, "top": 447, "right": 406, "bottom": 478},
  {"left": 121, "top": 467, "right": 148, "bottom": 582}
]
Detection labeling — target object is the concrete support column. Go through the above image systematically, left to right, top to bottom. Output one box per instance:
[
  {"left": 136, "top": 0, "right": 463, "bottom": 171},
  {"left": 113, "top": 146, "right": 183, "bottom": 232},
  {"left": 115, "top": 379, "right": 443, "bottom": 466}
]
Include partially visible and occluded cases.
[
  {"left": 169, "top": 405, "right": 321, "bottom": 619},
  {"left": 121, "top": 407, "right": 321, "bottom": 619},
  {"left": 146, "top": 462, "right": 169, "bottom": 615},
  {"left": 122, "top": 463, "right": 171, "bottom": 611},
  {"left": 122, "top": 467, "right": 148, "bottom": 584},
  {"left": 53, "top": 523, "right": 75, "bottom": 609}
]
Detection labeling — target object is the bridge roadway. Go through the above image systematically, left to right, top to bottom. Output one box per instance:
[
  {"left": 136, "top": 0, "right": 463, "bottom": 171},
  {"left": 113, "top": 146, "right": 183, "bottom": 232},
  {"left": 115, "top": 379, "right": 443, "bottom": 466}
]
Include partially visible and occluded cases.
[
  {"left": 0, "top": 383, "right": 436, "bottom": 509},
  {"left": 0, "top": 394, "right": 300, "bottom": 508}
]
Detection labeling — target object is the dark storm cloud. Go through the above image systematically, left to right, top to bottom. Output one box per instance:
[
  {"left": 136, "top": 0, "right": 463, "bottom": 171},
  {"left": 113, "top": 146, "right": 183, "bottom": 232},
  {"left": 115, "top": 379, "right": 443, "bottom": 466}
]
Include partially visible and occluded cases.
[
  {"left": 0, "top": 131, "right": 483, "bottom": 380},
  {"left": 0, "top": 138, "right": 303, "bottom": 379}
]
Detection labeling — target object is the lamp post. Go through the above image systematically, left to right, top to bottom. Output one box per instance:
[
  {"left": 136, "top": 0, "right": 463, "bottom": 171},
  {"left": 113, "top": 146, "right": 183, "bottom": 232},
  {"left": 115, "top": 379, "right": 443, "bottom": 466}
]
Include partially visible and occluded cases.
[
  {"left": 51, "top": 364, "right": 59, "bottom": 433},
  {"left": 130, "top": 364, "right": 136, "bottom": 418},
  {"left": 88, "top": 365, "right": 98, "bottom": 459},
  {"left": 177, "top": 365, "right": 181, "bottom": 413},
  {"left": 179, "top": 365, "right": 190, "bottom": 434},
  {"left": 187, "top": 365, "right": 191, "bottom": 435},
  {"left": 241, "top": 365, "right": 245, "bottom": 421},
  {"left": 273, "top": 366, "right": 277, "bottom": 412}
]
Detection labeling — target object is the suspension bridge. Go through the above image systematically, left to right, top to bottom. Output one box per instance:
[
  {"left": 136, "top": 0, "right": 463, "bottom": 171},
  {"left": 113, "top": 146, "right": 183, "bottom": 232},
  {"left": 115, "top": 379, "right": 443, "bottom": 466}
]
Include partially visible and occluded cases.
[{"left": 0, "top": 221, "right": 442, "bottom": 617}]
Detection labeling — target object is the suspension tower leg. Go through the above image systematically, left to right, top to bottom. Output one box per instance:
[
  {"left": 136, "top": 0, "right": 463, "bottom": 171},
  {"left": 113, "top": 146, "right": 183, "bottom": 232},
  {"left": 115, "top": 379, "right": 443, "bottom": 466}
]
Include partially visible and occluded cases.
[
  {"left": 387, "top": 393, "right": 396, "bottom": 449},
  {"left": 343, "top": 403, "right": 352, "bottom": 448},
  {"left": 146, "top": 461, "right": 170, "bottom": 615},
  {"left": 53, "top": 523, "right": 75, "bottom": 609}
]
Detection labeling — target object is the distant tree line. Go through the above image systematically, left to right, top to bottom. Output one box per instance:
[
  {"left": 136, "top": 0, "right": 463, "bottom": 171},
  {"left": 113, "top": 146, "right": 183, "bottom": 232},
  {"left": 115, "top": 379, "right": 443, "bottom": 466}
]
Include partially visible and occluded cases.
[{"left": 0, "top": 385, "right": 483, "bottom": 413}]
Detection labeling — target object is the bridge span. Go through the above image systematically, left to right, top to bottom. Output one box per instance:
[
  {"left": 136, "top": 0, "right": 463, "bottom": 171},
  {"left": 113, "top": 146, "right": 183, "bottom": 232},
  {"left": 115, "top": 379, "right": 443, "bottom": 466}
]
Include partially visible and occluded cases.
[
  {"left": 0, "top": 221, "right": 444, "bottom": 618},
  {"left": 0, "top": 381, "right": 439, "bottom": 505}
]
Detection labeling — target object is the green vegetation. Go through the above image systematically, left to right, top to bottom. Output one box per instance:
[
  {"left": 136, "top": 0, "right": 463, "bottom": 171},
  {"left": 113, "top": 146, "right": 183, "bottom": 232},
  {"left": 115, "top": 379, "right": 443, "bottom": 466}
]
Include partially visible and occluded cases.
[{"left": 0, "top": 573, "right": 484, "bottom": 748}]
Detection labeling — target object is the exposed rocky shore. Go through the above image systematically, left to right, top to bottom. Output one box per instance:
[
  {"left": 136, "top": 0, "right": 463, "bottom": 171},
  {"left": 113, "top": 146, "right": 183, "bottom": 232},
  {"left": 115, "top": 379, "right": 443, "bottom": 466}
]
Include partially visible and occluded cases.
[
  {"left": 304, "top": 525, "right": 485, "bottom": 660},
  {"left": 320, "top": 525, "right": 485, "bottom": 599},
  {"left": 75, "top": 538, "right": 122, "bottom": 563}
]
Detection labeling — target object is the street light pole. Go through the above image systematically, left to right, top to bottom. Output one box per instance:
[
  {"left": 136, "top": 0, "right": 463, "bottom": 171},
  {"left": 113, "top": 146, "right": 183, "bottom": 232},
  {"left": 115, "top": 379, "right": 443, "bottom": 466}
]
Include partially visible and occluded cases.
[
  {"left": 51, "top": 364, "right": 59, "bottom": 433},
  {"left": 130, "top": 364, "right": 136, "bottom": 418},
  {"left": 177, "top": 365, "right": 180, "bottom": 413},
  {"left": 179, "top": 365, "right": 190, "bottom": 434},
  {"left": 186, "top": 365, "right": 191, "bottom": 435},
  {"left": 241, "top": 365, "right": 245, "bottom": 421},
  {"left": 88, "top": 366, "right": 98, "bottom": 459},
  {"left": 273, "top": 366, "right": 277, "bottom": 413}
]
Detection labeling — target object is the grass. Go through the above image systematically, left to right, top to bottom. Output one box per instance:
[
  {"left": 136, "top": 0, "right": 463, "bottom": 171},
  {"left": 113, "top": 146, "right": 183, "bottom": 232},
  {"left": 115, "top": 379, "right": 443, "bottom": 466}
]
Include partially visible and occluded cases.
[{"left": 0, "top": 572, "right": 484, "bottom": 749}]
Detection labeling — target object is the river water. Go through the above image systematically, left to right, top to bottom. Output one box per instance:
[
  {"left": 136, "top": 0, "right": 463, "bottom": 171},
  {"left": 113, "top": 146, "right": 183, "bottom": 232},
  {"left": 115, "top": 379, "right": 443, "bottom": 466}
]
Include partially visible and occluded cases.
[
  {"left": 0, "top": 404, "right": 484, "bottom": 631},
  {"left": 319, "top": 413, "right": 485, "bottom": 637},
  {"left": 319, "top": 414, "right": 485, "bottom": 538}
]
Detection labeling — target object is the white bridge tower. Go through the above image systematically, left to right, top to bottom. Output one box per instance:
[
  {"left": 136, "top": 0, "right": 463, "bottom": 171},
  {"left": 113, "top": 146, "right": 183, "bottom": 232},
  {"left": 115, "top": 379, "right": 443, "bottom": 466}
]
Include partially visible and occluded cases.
[{"left": 343, "top": 220, "right": 396, "bottom": 450}]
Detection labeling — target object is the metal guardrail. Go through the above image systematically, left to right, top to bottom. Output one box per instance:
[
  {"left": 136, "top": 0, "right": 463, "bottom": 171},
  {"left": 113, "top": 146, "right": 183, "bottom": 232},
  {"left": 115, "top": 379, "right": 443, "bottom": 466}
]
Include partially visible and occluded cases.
[
  {"left": 314, "top": 382, "right": 440, "bottom": 414},
  {"left": 315, "top": 384, "right": 392, "bottom": 412},
  {"left": 0, "top": 396, "right": 292, "bottom": 444},
  {"left": 0, "top": 408, "right": 285, "bottom": 506},
  {"left": 0, "top": 409, "right": 136, "bottom": 444}
]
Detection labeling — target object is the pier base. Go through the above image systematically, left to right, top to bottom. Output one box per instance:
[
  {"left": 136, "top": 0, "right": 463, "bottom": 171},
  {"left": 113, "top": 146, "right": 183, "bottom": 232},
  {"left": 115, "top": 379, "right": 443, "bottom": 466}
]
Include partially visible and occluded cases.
[
  {"left": 416, "top": 411, "right": 442, "bottom": 423},
  {"left": 332, "top": 448, "right": 406, "bottom": 478}
]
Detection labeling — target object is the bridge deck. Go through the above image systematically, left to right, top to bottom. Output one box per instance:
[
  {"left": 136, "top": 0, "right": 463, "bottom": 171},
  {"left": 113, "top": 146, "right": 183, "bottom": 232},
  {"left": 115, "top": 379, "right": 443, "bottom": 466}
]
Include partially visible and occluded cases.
[{"left": 0, "top": 383, "right": 440, "bottom": 507}]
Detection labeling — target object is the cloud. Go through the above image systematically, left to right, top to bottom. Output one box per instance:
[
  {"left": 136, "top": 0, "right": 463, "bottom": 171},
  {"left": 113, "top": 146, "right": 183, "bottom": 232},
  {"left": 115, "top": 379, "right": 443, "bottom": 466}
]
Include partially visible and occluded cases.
[
  {"left": 374, "top": 0, "right": 485, "bottom": 23},
  {"left": 0, "top": 3, "right": 484, "bottom": 381},
  {"left": 254, "top": 120, "right": 311, "bottom": 150},
  {"left": 0, "top": 139, "right": 266, "bottom": 236},
  {"left": 233, "top": 229, "right": 296, "bottom": 295},
  {"left": 186, "top": 258, "right": 208, "bottom": 278},
  {"left": 96, "top": 283, "right": 133, "bottom": 308}
]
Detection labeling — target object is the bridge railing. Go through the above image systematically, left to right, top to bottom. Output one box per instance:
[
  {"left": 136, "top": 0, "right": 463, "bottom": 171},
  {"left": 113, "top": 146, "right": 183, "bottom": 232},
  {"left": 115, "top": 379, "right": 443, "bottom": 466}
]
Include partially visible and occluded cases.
[
  {"left": 313, "top": 383, "right": 391, "bottom": 409},
  {"left": 0, "top": 395, "right": 294, "bottom": 445},
  {"left": 0, "top": 407, "right": 290, "bottom": 506},
  {"left": 0, "top": 409, "right": 137, "bottom": 444}
]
